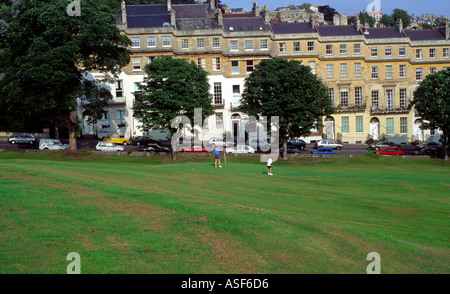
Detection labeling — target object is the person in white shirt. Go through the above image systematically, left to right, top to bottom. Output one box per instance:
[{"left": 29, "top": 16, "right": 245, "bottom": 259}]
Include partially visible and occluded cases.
[{"left": 267, "top": 156, "right": 273, "bottom": 175}]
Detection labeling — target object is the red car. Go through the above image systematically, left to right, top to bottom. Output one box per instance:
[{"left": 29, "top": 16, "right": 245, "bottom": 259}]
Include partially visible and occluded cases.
[
  {"left": 180, "top": 145, "right": 208, "bottom": 153},
  {"left": 375, "top": 147, "right": 404, "bottom": 156}
]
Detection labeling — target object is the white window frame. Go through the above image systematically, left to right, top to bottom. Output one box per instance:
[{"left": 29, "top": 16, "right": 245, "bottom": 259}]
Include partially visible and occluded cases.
[
  {"left": 147, "top": 36, "right": 156, "bottom": 47},
  {"left": 162, "top": 36, "right": 171, "bottom": 47},
  {"left": 132, "top": 37, "right": 140, "bottom": 48},
  {"left": 197, "top": 38, "right": 205, "bottom": 49},
  {"left": 230, "top": 40, "right": 238, "bottom": 51},
  {"left": 326, "top": 44, "right": 333, "bottom": 55},
  {"left": 416, "top": 49, "right": 423, "bottom": 59},
  {"left": 354, "top": 63, "right": 362, "bottom": 77},
  {"left": 326, "top": 64, "right": 334, "bottom": 78},
  {"left": 385, "top": 65, "right": 393, "bottom": 79},
  {"left": 399, "top": 65, "right": 407, "bottom": 78}
]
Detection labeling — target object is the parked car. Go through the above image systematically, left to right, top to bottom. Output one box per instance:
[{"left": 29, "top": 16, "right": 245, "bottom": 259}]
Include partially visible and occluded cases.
[
  {"left": 8, "top": 134, "right": 36, "bottom": 144},
  {"left": 103, "top": 134, "right": 130, "bottom": 145},
  {"left": 131, "top": 136, "right": 160, "bottom": 147},
  {"left": 208, "top": 137, "right": 234, "bottom": 147},
  {"left": 39, "top": 139, "right": 69, "bottom": 150},
  {"left": 247, "top": 139, "right": 272, "bottom": 150},
  {"left": 287, "top": 139, "right": 306, "bottom": 150},
  {"left": 314, "top": 140, "right": 343, "bottom": 150},
  {"left": 373, "top": 141, "right": 401, "bottom": 149},
  {"left": 415, "top": 141, "right": 443, "bottom": 150},
  {"left": 96, "top": 142, "right": 124, "bottom": 152},
  {"left": 137, "top": 143, "right": 170, "bottom": 153},
  {"left": 180, "top": 145, "right": 208, "bottom": 153},
  {"left": 225, "top": 145, "right": 255, "bottom": 154},
  {"left": 280, "top": 146, "right": 301, "bottom": 154},
  {"left": 311, "top": 147, "right": 335, "bottom": 154},
  {"left": 375, "top": 147, "right": 403, "bottom": 156},
  {"left": 414, "top": 147, "right": 445, "bottom": 158}
]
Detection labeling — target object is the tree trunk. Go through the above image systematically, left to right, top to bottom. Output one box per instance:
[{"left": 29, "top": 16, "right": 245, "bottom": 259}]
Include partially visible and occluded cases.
[
  {"left": 65, "top": 110, "right": 78, "bottom": 154},
  {"left": 444, "top": 131, "right": 449, "bottom": 161},
  {"left": 283, "top": 135, "right": 288, "bottom": 160},
  {"left": 172, "top": 149, "right": 177, "bottom": 160}
]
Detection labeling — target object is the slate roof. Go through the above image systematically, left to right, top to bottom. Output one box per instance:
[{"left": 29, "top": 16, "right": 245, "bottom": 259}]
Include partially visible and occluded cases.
[
  {"left": 173, "top": 4, "right": 210, "bottom": 19},
  {"left": 125, "top": 5, "right": 170, "bottom": 28},
  {"left": 126, "top": 5, "right": 168, "bottom": 16},
  {"left": 127, "top": 14, "right": 171, "bottom": 28},
  {"left": 222, "top": 17, "right": 271, "bottom": 32},
  {"left": 176, "top": 18, "right": 220, "bottom": 30},
  {"left": 271, "top": 22, "right": 316, "bottom": 34},
  {"left": 316, "top": 25, "right": 361, "bottom": 37},
  {"left": 363, "top": 27, "right": 405, "bottom": 39},
  {"left": 403, "top": 29, "right": 446, "bottom": 41}
]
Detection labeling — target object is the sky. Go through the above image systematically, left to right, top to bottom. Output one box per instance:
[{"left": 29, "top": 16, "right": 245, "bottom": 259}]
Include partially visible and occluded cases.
[{"left": 221, "top": 0, "right": 450, "bottom": 18}]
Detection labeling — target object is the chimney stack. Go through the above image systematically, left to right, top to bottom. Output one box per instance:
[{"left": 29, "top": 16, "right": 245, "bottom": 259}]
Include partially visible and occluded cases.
[
  {"left": 121, "top": 0, "right": 127, "bottom": 25},
  {"left": 167, "top": 0, "right": 171, "bottom": 11},
  {"left": 210, "top": 0, "right": 215, "bottom": 11},
  {"left": 252, "top": 2, "right": 260, "bottom": 17},
  {"left": 170, "top": 8, "right": 176, "bottom": 27},
  {"left": 217, "top": 8, "right": 223, "bottom": 27},
  {"left": 333, "top": 14, "right": 340, "bottom": 25},
  {"left": 355, "top": 15, "right": 360, "bottom": 30},
  {"left": 310, "top": 16, "right": 316, "bottom": 28},
  {"left": 396, "top": 18, "right": 403, "bottom": 33},
  {"left": 446, "top": 20, "right": 449, "bottom": 40}
]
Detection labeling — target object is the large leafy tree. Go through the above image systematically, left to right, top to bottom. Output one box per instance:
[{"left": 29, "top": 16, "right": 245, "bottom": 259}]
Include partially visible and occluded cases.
[
  {"left": 0, "top": 0, "right": 131, "bottom": 153},
  {"left": 318, "top": 5, "right": 338, "bottom": 22},
  {"left": 392, "top": 9, "right": 411, "bottom": 28},
  {"left": 359, "top": 11, "right": 376, "bottom": 28},
  {"left": 380, "top": 14, "right": 395, "bottom": 27},
  {"left": 133, "top": 56, "right": 214, "bottom": 159},
  {"left": 240, "top": 59, "right": 333, "bottom": 160},
  {"left": 412, "top": 69, "right": 450, "bottom": 160}
]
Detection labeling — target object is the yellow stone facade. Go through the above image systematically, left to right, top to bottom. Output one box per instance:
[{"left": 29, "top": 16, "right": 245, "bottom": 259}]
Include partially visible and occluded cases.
[{"left": 107, "top": 1, "right": 450, "bottom": 143}]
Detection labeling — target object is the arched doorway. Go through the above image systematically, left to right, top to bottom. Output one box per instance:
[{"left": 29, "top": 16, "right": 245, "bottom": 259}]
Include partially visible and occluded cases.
[
  {"left": 231, "top": 114, "right": 241, "bottom": 144},
  {"left": 324, "top": 116, "right": 334, "bottom": 139},
  {"left": 370, "top": 117, "right": 380, "bottom": 141}
]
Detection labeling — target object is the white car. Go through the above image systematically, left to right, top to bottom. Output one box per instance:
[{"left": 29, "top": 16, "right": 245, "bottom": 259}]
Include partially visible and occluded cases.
[
  {"left": 208, "top": 137, "right": 234, "bottom": 147},
  {"left": 39, "top": 139, "right": 69, "bottom": 150},
  {"left": 246, "top": 139, "right": 272, "bottom": 150},
  {"left": 315, "top": 140, "right": 343, "bottom": 150},
  {"left": 96, "top": 142, "right": 124, "bottom": 152},
  {"left": 225, "top": 145, "right": 255, "bottom": 154}
]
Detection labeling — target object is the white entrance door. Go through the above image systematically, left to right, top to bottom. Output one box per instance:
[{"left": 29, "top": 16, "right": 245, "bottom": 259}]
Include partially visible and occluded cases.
[
  {"left": 325, "top": 121, "right": 334, "bottom": 140},
  {"left": 370, "top": 122, "right": 379, "bottom": 141},
  {"left": 414, "top": 123, "right": 423, "bottom": 141}
]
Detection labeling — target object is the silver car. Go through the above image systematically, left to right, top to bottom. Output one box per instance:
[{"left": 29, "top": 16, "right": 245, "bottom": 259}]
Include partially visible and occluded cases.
[
  {"left": 9, "top": 134, "right": 36, "bottom": 144},
  {"left": 39, "top": 139, "right": 69, "bottom": 150},
  {"left": 315, "top": 140, "right": 343, "bottom": 150},
  {"left": 96, "top": 142, "right": 124, "bottom": 152}
]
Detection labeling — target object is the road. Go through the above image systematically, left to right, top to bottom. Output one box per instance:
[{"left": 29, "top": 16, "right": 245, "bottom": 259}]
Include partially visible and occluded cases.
[{"left": 0, "top": 137, "right": 420, "bottom": 156}]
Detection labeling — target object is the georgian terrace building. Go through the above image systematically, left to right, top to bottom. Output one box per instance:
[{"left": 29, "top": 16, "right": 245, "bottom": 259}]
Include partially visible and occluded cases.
[{"left": 78, "top": 0, "right": 450, "bottom": 144}]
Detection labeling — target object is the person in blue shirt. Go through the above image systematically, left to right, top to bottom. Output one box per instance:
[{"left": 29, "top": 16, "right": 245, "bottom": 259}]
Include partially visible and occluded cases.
[{"left": 214, "top": 145, "right": 222, "bottom": 168}]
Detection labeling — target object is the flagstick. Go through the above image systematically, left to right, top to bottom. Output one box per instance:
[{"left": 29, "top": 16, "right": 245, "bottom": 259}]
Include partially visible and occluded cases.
[{"left": 223, "top": 147, "right": 227, "bottom": 167}]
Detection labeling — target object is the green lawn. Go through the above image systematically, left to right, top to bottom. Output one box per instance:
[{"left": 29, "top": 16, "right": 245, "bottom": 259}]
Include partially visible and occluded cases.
[{"left": 0, "top": 151, "right": 448, "bottom": 274}]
